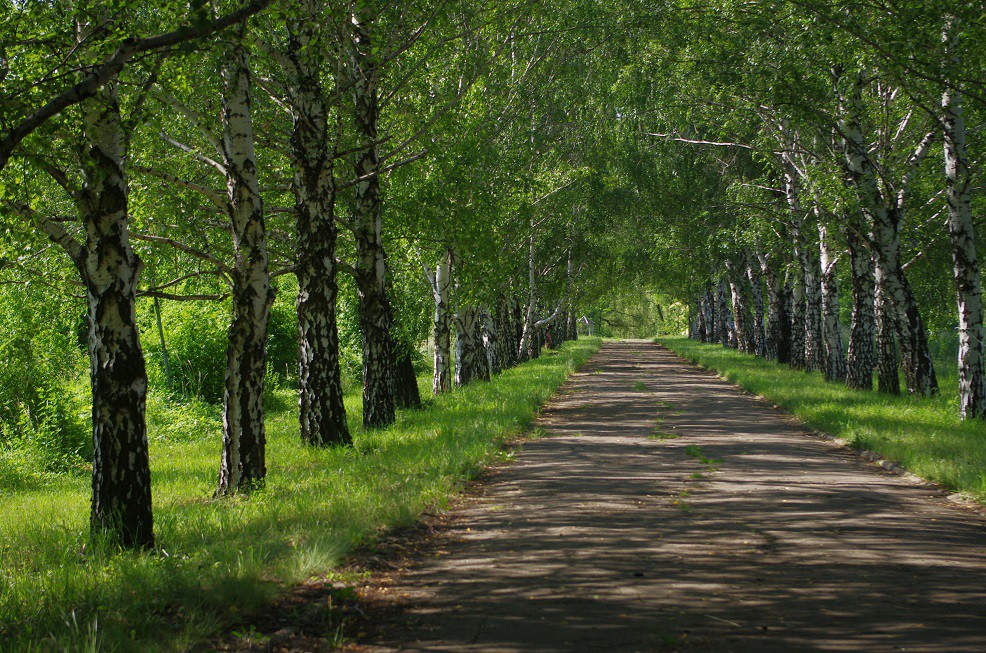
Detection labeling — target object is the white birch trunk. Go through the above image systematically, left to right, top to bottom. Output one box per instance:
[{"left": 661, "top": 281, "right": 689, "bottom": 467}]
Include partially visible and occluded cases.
[
  {"left": 286, "top": 7, "right": 350, "bottom": 446},
  {"left": 348, "top": 11, "right": 396, "bottom": 427},
  {"left": 216, "top": 35, "right": 273, "bottom": 495},
  {"left": 839, "top": 73, "right": 937, "bottom": 396},
  {"left": 75, "top": 84, "right": 153, "bottom": 548},
  {"left": 943, "top": 84, "right": 986, "bottom": 418},
  {"left": 784, "top": 170, "right": 807, "bottom": 369},
  {"left": 818, "top": 221, "right": 846, "bottom": 381},
  {"left": 845, "top": 221, "right": 875, "bottom": 390},
  {"left": 518, "top": 229, "right": 538, "bottom": 360},
  {"left": 803, "top": 242, "right": 824, "bottom": 373},
  {"left": 428, "top": 251, "right": 453, "bottom": 394},
  {"left": 755, "top": 251, "right": 782, "bottom": 361},
  {"left": 725, "top": 259, "right": 751, "bottom": 352},
  {"left": 745, "top": 261, "right": 766, "bottom": 357},
  {"left": 716, "top": 278, "right": 732, "bottom": 347},
  {"left": 874, "top": 278, "right": 901, "bottom": 395},
  {"left": 502, "top": 294, "right": 522, "bottom": 368},
  {"left": 455, "top": 306, "right": 489, "bottom": 385},
  {"left": 482, "top": 307, "right": 503, "bottom": 376}
]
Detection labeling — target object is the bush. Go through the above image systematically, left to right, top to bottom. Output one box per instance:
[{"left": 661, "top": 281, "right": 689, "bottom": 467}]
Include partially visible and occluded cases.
[
  {"left": 0, "top": 283, "right": 90, "bottom": 490},
  {"left": 148, "top": 296, "right": 299, "bottom": 404},
  {"left": 153, "top": 300, "right": 229, "bottom": 402},
  {"left": 0, "top": 390, "right": 91, "bottom": 489}
]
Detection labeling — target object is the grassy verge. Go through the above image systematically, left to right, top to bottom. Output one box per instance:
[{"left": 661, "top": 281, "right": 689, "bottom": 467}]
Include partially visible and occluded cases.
[
  {"left": 657, "top": 335, "right": 986, "bottom": 503},
  {"left": 0, "top": 337, "right": 600, "bottom": 652}
]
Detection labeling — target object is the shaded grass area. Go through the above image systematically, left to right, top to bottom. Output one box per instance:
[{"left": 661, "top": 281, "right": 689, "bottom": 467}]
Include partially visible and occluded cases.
[
  {"left": 658, "top": 336, "right": 986, "bottom": 503},
  {"left": 0, "top": 338, "right": 600, "bottom": 652}
]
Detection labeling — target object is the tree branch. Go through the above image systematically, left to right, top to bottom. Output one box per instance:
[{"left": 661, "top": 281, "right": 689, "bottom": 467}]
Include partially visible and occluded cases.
[
  {"left": 0, "top": 0, "right": 273, "bottom": 171},
  {"left": 159, "top": 130, "right": 227, "bottom": 176},
  {"left": 643, "top": 132, "right": 756, "bottom": 150},
  {"left": 134, "top": 165, "right": 226, "bottom": 209},
  {"left": 4, "top": 202, "right": 84, "bottom": 268},
  {"left": 130, "top": 232, "right": 232, "bottom": 276}
]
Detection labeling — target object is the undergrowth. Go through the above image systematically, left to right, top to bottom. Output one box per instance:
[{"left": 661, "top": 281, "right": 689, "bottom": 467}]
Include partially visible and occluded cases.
[
  {"left": 658, "top": 335, "right": 986, "bottom": 503},
  {"left": 0, "top": 337, "right": 600, "bottom": 652}
]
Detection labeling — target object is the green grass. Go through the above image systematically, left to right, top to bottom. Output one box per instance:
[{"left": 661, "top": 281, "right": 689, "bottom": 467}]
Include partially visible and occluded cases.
[
  {"left": 658, "top": 335, "right": 986, "bottom": 502},
  {"left": 0, "top": 337, "right": 600, "bottom": 652},
  {"left": 683, "top": 444, "right": 722, "bottom": 472}
]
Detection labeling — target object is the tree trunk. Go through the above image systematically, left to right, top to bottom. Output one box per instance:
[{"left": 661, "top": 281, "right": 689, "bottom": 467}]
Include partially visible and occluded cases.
[
  {"left": 287, "top": 10, "right": 350, "bottom": 446},
  {"left": 349, "top": 13, "right": 396, "bottom": 427},
  {"left": 217, "top": 36, "right": 273, "bottom": 495},
  {"left": 839, "top": 71, "right": 937, "bottom": 397},
  {"left": 78, "top": 85, "right": 153, "bottom": 549},
  {"left": 943, "top": 86, "right": 986, "bottom": 418},
  {"left": 784, "top": 169, "right": 807, "bottom": 369},
  {"left": 876, "top": 214, "right": 938, "bottom": 397},
  {"left": 818, "top": 222, "right": 846, "bottom": 382},
  {"left": 845, "top": 223, "right": 875, "bottom": 390},
  {"left": 518, "top": 230, "right": 538, "bottom": 361},
  {"left": 803, "top": 243, "right": 824, "bottom": 373},
  {"left": 428, "top": 250, "right": 453, "bottom": 394},
  {"left": 756, "top": 253, "right": 781, "bottom": 360},
  {"left": 726, "top": 259, "right": 751, "bottom": 352},
  {"left": 745, "top": 262, "right": 766, "bottom": 357},
  {"left": 789, "top": 267, "right": 806, "bottom": 369},
  {"left": 894, "top": 272, "right": 937, "bottom": 395},
  {"left": 716, "top": 278, "right": 731, "bottom": 347},
  {"left": 875, "top": 280, "right": 901, "bottom": 395},
  {"left": 777, "top": 283, "right": 792, "bottom": 364},
  {"left": 703, "top": 286, "right": 716, "bottom": 344},
  {"left": 705, "top": 287, "right": 715, "bottom": 343},
  {"left": 695, "top": 290, "right": 709, "bottom": 343},
  {"left": 495, "top": 294, "right": 518, "bottom": 369},
  {"left": 152, "top": 295, "right": 172, "bottom": 387},
  {"left": 511, "top": 296, "right": 524, "bottom": 363},
  {"left": 455, "top": 306, "right": 489, "bottom": 385},
  {"left": 482, "top": 308, "right": 504, "bottom": 376},
  {"left": 567, "top": 310, "right": 578, "bottom": 341},
  {"left": 556, "top": 311, "right": 569, "bottom": 345},
  {"left": 527, "top": 313, "right": 544, "bottom": 360},
  {"left": 393, "top": 346, "right": 422, "bottom": 409}
]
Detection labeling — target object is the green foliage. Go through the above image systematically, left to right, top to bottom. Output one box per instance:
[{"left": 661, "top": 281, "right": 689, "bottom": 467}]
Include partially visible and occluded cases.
[
  {"left": 0, "top": 283, "right": 89, "bottom": 490},
  {"left": 591, "top": 288, "right": 666, "bottom": 339},
  {"left": 146, "top": 296, "right": 299, "bottom": 404},
  {"left": 150, "top": 300, "right": 228, "bottom": 402},
  {"left": 0, "top": 338, "right": 600, "bottom": 652}
]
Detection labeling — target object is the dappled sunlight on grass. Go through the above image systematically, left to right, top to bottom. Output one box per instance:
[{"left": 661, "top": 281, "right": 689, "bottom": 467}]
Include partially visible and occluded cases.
[
  {"left": 659, "top": 336, "right": 986, "bottom": 502},
  {"left": 0, "top": 338, "right": 600, "bottom": 651}
]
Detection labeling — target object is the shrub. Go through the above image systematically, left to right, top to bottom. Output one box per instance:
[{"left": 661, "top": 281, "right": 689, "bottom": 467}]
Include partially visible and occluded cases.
[{"left": 148, "top": 296, "right": 299, "bottom": 404}]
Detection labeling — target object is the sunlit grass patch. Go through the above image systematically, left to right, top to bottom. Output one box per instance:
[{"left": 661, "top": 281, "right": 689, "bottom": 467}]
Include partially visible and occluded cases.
[
  {"left": 658, "top": 335, "right": 986, "bottom": 502},
  {"left": 0, "top": 337, "right": 601, "bottom": 652},
  {"left": 684, "top": 444, "right": 722, "bottom": 471}
]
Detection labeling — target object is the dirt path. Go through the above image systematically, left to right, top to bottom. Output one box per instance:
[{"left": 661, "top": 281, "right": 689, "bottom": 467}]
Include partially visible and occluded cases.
[{"left": 349, "top": 340, "right": 986, "bottom": 652}]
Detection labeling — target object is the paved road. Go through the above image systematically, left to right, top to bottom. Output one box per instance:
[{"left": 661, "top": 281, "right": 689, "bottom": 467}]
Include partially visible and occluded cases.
[{"left": 352, "top": 340, "right": 986, "bottom": 652}]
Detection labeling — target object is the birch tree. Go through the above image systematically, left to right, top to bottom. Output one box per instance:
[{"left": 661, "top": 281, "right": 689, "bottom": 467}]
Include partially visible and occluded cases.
[
  {"left": 280, "top": 3, "right": 351, "bottom": 445},
  {"left": 940, "top": 20, "right": 986, "bottom": 418},
  {"left": 215, "top": 31, "right": 273, "bottom": 495},
  {"left": 837, "top": 71, "right": 938, "bottom": 397}
]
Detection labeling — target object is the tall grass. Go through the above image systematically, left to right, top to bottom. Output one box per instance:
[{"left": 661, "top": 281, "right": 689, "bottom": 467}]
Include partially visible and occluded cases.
[
  {"left": 658, "top": 336, "right": 986, "bottom": 503},
  {"left": 0, "top": 338, "right": 600, "bottom": 652}
]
